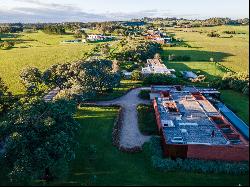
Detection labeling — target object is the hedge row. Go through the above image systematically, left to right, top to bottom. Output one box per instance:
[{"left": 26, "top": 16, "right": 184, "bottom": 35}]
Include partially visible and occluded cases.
[{"left": 149, "top": 136, "right": 249, "bottom": 175}]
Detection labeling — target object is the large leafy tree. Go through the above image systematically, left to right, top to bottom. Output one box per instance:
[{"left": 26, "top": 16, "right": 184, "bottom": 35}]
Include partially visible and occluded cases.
[
  {"left": 42, "top": 63, "right": 72, "bottom": 89},
  {"left": 20, "top": 67, "right": 47, "bottom": 95},
  {"left": 0, "top": 77, "right": 13, "bottom": 115},
  {"left": 0, "top": 97, "right": 79, "bottom": 184}
]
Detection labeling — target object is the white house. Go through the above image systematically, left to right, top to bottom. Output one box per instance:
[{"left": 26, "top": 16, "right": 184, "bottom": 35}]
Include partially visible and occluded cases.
[
  {"left": 87, "top": 34, "right": 114, "bottom": 42},
  {"left": 142, "top": 59, "right": 175, "bottom": 75}
]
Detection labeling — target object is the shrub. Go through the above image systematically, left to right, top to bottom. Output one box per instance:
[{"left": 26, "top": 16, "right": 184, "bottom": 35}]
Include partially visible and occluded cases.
[
  {"left": 207, "top": 32, "right": 220, "bottom": 37},
  {"left": 0, "top": 41, "right": 14, "bottom": 49},
  {"left": 168, "top": 54, "right": 191, "bottom": 61},
  {"left": 131, "top": 70, "right": 143, "bottom": 81},
  {"left": 143, "top": 74, "right": 183, "bottom": 86},
  {"left": 138, "top": 90, "right": 150, "bottom": 100}
]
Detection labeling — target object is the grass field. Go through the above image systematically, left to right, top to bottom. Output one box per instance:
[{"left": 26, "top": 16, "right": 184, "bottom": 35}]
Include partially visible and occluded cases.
[
  {"left": 161, "top": 25, "right": 249, "bottom": 124},
  {"left": 162, "top": 25, "right": 249, "bottom": 73},
  {"left": 0, "top": 31, "right": 96, "bottom": 94},
  {"left": 93, "top": 80, "right": 142, "bottom": 101},
  {"left": 220, "top": 90, "right": 249, "bottom": 125},
  {"left": 137, "top": 104, "right": 158, "bottom": 135},
  {"left": 57, "top": 106, "right": 248, "bottom": 186}
]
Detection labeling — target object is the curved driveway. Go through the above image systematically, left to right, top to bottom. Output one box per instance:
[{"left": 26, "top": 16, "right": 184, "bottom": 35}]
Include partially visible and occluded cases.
[{"left": 91, "top": 87, "right": 152, "bottom": 148}]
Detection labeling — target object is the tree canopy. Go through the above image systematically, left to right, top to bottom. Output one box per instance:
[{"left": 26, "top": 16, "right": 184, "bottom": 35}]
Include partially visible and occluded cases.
[{"left": 0, "top": 97, "right": 79, "bottom": 184}]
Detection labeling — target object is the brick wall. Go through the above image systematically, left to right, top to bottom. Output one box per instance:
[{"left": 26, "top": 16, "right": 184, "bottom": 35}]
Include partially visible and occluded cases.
[{"left": 187, "top": 144, "right": 249, "bottom": 161}]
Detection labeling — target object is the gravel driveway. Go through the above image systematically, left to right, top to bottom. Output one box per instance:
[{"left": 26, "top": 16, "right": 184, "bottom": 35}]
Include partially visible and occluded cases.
[{"left": 90, "top": 87, "right": 152, "bottom": 148}]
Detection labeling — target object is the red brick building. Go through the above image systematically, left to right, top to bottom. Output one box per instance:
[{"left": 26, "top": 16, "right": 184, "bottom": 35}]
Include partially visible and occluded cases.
[{"left": 152, "top": 85, "right": 249, "bottom": 161}]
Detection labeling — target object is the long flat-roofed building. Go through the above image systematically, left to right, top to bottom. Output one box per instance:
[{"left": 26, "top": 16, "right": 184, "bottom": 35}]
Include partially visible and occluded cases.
[{"left": 152, "top": 85, "right": 249, "bottom": 161}]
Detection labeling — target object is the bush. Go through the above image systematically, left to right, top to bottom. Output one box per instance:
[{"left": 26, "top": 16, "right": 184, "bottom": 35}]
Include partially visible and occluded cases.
[
  {"left": 207, "top": 32, "right": 220, "bottom": 37},
  {"left": 0, "top": 41, "right": 14, "bottom": 49},
  {"left": 168, "top": 54, "right": 191, "bottom": 61},
  {"left": 131, "top": 70, "right": 143, "bottom": 81},
  {"left": 143, "top": 74, "right": 183, "bottom": 86},
  {"left": 138, "top": 90, "right": 150, "bottom": 100},
  {"left": 149, "top": 137, "right": 249, "bottom": 175}
]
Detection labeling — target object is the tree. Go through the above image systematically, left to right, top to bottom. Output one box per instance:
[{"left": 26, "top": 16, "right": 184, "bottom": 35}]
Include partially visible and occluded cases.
[
  {"left": 73, "top": 29, "right": 88, "bottom": 39},
  {"left": 0, "top": 41, "right": 14, "bottom": 49},
  {"left": 42, "top": 63, "right": 71, "bottom": 89},
  {"left": 20, "top": 67, "right": 46, "bottom": 95},
  {"left": 131, "top": 70, "right": 142, "bottom": 81},
  {"left": 0, "top": 77, "right": 12, "bottom": 115},
  {"left": 0, "top": 97, "right": 79, "bottom": 184}
]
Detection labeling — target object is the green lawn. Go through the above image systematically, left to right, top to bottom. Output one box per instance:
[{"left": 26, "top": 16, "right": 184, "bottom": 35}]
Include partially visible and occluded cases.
[
  {"left": 162, "top": 25, "right": 249, "bottom": 73},
  {"left": 0, "top": 31, "right": 96, "bottom": 94},
  {"left": 93, "top": 80, "right": 142, "bottom": 101},
  {"left": 220, "top": 90, "right": 249, "bottom": 125},
  {"left": 137, "top": 104, "right": 158, "bottom": 135},
  {"left": 54, "top": 106, "right": 248, "bottom": 186}
]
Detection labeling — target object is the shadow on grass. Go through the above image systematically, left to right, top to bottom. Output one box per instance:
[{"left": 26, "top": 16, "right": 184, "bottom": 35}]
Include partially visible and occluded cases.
[
  {"left": 162, "top": 49, "right": 233, "bottom": 62},
  {"left": 166, "top": 62, "right": 227, "bottom": 87}
]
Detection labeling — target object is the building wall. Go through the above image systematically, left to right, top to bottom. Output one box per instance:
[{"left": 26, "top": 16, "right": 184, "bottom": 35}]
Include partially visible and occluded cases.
[{"left": 187, "top": 144, "right": 249, "bottom": 161}]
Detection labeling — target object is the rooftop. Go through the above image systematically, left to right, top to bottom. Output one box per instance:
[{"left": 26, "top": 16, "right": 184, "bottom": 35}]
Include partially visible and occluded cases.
[{"left": 154, "top": 87, "right": 231, "bottom": 145}]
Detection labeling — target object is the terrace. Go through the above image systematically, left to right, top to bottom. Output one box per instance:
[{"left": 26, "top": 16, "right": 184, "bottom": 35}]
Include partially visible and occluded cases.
[
  {"left": 153, "top": 85, "right": 249, "bottom": 148},
  {"left": 156, "top": 93, "right": 229, "bottom": 145}
]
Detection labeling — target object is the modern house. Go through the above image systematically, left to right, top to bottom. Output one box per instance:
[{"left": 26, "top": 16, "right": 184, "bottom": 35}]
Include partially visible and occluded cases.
[
  {"left": 145, "top": 30, "right": 172, "bottom": 44},
  {"left": 87, "top": 34, "right": 115, "bottom": 42},
  {"left": 141, "top": 59, "right": 175, "bottom": 75},
  {"left": 181, "top": 71, "right": 198, "bottom": 79},
  {"left": 151, "top": 85, "right": 249, "bottom": 161}
]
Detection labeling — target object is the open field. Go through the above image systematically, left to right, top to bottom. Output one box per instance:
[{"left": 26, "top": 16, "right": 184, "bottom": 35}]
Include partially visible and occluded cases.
[
  {"left": 162, "top": 25, "right": 249, "bottom": 73},
  {"left": 161, "top": 26, "right": 249, "bottom": 124},
  {"left": 0, "top": 31, "right": 96, "bottom": 94}
]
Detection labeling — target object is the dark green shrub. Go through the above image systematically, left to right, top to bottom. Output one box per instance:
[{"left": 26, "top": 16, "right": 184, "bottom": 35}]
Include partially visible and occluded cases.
[
  {"left": 131, "top": 70, "right": 143, "bottom": 81},
  {"left": 143, "top": 74, "right": 183, "bottom": 86},
  {"left": 138, "top": 90, "right": 150, "bottom": 100}
]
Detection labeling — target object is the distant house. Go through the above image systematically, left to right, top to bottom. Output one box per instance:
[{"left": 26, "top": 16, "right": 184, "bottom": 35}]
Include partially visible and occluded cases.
[
  {"left": 145, "top": 30, "right": 172, "bottom": 44},
  {"left": 87, "top": 34, "right": 115, "bottom": 42},
  {"left": 61, "top": 39, "right": 84, "bottom": 43},
  {"left": 142, "top": 59, "right": 175, "bottom": 75},
  {"left": 121, "top": 70, "right": 132, "bottom": 79},
  {"left": 181, "top": 71, "right": 198, "bottom": 79}
]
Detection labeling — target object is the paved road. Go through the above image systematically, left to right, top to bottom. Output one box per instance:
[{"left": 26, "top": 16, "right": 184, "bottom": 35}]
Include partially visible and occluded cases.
[{"left": 89, "top": 87, "right": 152, "bottom": 148}]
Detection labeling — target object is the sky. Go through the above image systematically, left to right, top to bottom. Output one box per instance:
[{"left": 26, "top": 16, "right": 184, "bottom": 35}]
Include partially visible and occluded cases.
[{"left": 0, "top": 0, "right": 249, "bottom": 23}]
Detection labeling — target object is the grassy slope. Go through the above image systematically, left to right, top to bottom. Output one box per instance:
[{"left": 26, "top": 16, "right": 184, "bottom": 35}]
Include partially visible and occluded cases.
[
  {"left": 162, "top": 25, "right": 249, "bottom": 73},
  {"left": 0, "top": 31, "right": 95, "bottom": 94},
  {"left": 220, "top": 90, "right": 249, "bottom": 125},
  {"left": 55, "top": 106, "right": 248, "bottom": 186}
]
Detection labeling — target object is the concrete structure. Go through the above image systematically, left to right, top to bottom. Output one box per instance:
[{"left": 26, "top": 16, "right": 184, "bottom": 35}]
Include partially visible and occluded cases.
[
  {"left": 142, "top": 59, "right": 175, "bottom": 75},
  {"left": 151, "top": 85, "right": 249, "bottom": 161},
  {"left": 43, "top": 87, "right": 60, "bottom": 102}
]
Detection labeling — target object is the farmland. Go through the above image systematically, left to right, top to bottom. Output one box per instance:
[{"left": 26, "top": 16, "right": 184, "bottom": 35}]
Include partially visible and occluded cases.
[
  {"left": 162, "top": 25, "right": 249, "bottom": 74},
  {"left": 0, "top": 31, "right": 96, "bottom": 94}
]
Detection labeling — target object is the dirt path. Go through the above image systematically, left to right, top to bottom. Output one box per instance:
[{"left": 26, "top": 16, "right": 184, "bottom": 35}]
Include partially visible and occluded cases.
[{"left": 89, "top": 87, "right": 152, "bottom": 148}]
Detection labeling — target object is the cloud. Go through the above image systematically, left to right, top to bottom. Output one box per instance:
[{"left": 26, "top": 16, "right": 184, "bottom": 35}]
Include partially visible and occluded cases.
[{"left": 0, "top": 0, "right": 199, "bottom": 23}]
